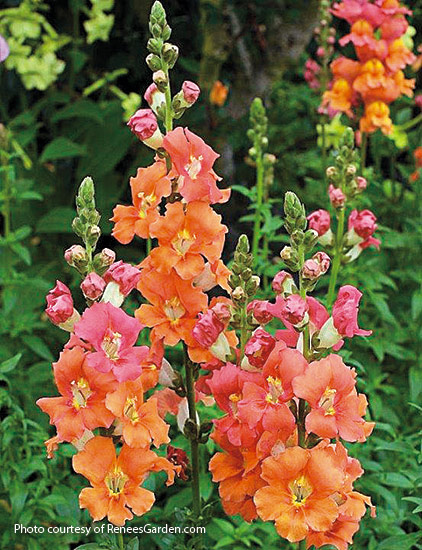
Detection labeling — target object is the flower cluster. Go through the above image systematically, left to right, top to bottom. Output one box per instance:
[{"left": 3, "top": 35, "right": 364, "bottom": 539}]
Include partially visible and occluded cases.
[
  {"left": 323, "top": 0, "right": 416, "bottom": 134},
  {"left": 38, "top": 178, "right": 177, "bottom": 526},
  {"left": 203, "top": 226, "right": 375, "bottom": 549}
]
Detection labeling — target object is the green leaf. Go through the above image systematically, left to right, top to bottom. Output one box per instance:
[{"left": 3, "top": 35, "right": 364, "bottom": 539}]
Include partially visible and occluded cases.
[
  {"left": 51, "top": 100, "right": 105, "bottom": 124},
  {"left": 40, "top": 137, "right": 87, "bottom": 162},
  {"left": 36, "top": 207, "right": 76, "bottom": 233},
  {"left": 10, "top": 242, "right": 31, "bottom": 265},
  {"left": 411, "top": 290, "right": 422, "bottom": 320},
  {"left": 22, "top": 335, "right": 54, "bottom": 361},
  {"left": 0, "top": 353, "right": 22, "bottom": 374},
  {"left": 409, "top": 367, "right": 422, "bottom": 402},
  {"left": 383, "top": 473, "right": 413, "bottom": 489},
  {"left": 10, "top": 480, "right": 28, "bottom": 519},
  {"left": 377, "top": 534, "right": 420, "bottom": 550},
  {"left": 127, "top": 538, "right": 140, "bottom": 550},
  {"left": 74, "top": 545, "right": 103, "bottom": 550}
]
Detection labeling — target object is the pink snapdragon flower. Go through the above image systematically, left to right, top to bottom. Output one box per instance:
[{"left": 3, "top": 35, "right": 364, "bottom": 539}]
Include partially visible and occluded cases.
[
  {"left": 0, "top": 35, "right": 9, "bottom": 63},
  {"left": 182, "top": 81, "right": 200, "bottom": 104},
  {"left": 127, "top": 109, "right": 163, "bottom": 149},
  {"left": 329, "top": 184, "right": 346, "bottom": 208},
  {"left": 307, "top": 209, "right": 334, "bottom": 245},
  {"left": 348, "top": 209, "right": 381, "bottom": 249},
  {"left": 104, "top": 261, "right": 141, "bottom": 297},
  {"left": 272, "top": 271, "right": 295, "bottom": 296},
  {"left": 81, "top": 272, "right": 106, "bottom": 300},
  {"left": 46, "top": 281, "right": 79, "bottom": 330},
  {"left": 318, "top": 286, "right": 372, "bottom": 349},
  {"left": 267, "top": 294, "right": 309, "bottom": 326},
  {"left": 247, "top": 300, "right": 273, "bottom": 325},
  {"left": 74, "top": 302, "right": 148, "bottom": 382},
  {"left": 193, "top": 309, "right": 225, "bottom": 348},
  {"left": 244, "top": 329, "right": 276, "bottom": 369}
]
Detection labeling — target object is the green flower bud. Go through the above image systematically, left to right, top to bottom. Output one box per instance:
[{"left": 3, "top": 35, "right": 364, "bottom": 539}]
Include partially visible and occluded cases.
[
  {"left": 162, "top": 43, "right": 179, "bottom": 68},
  {"left": 146, "top": 53, "right": 162, "bottom": 71},
  {"left": 153, "top": 70, "right": 168, "bottom": 92}
]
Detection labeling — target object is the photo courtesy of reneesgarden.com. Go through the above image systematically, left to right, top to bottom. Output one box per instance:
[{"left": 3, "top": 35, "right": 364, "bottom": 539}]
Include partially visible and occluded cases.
[{"left": 1, "top": 0, "right": 422, "bottom": 549}]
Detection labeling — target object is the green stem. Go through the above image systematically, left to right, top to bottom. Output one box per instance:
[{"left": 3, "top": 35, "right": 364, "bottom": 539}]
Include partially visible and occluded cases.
[
  {"left": 162, "top": 62, "right": 173, "bottom": 133},
  {"left": 397, "top": 112, "right": 422, "bottom": 132},
  {"left": 321, "top": 119, "right": 327, "bottom": 175},
  {"left": 360, "top": 132, "right": 368, "bottom": 173},
  {"left": 252, "top": 155, "right": 264, "bottom": 264},
  {"left": 326, "top": 208, "right": 345, "bottom": 308},
  {"left": 146, "top": 237, "right": 152, "bottom": 255},
  {"left": 183, "top": 345, "right": 201, "bottom": 521},
  {"left": 118, "top": 531, "right": 124, "bottom": 550},
  {"left": 298, "top": 540, "right": 307, "bottom": 550}
]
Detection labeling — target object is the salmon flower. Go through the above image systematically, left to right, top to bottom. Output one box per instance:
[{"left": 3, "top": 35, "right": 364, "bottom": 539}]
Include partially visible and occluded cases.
[
  {"left": 340, "top": 19, "right": 376, "bottom": 48},
  {"left": 385, "top": 38, "right": 416, "bottom": 72},
  {"left": 163, "top": 127, "right": 230, "bottom": 204},
  {"left": 111, "top": 161, "right": 171, "bottom": 244},
  {"left": 145, "top": 200, "right": 227, "bottom": 279},
  {"left": 136, "top": 268, "right": 207, "bottom": 347},
  {"left": 75, "top": 302, "right": 148, "bottom": 382},
  {"left": 36, "top": 347, "right": 116, "bottom": 442},
  {"left": 292, "top": 354, "right": 373, "bottom": 442},
  {"left": 105, "top": 378, "right": 169, "bottom": 448},
  {"left": 209, "top": 431, "right": 265, "bottom": 522},
  {"left": 72, "top": 436, "right": 176, "bottom": 525},
  {"left": 254, "top": 445, "right": 344, "bottom": 542}
]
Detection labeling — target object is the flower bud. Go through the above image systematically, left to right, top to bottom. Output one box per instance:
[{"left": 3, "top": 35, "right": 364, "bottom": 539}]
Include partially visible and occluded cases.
[
  {"left": 162, "top": 42, "right": 179, "bottom": 68},
  {"left": 146, "top": 53, "right": 162, "bottom": 71},
  {"left": 153, "top": 69, "right": 168, "bottom": 92},
  {"left": 182, "top": 80, "right": 200, "bottom": 104},
  {"left": 127, "top": 109, "right": 163, "bottom": 149},
  {"left": 326, "top": 166, "right": 337, "bottom": 179},
  {"left": 356, "top": 176, "right": 367, "bottom": 191},
  {"left": 329, "top": 184, "right": 346, "bottom": 208},
  {"left": 64, "top": 244, "right": 87, "bottom": 267},
  {"left": 96, "top": 248, "right": 116, "bottom": 269},
  {"left": 313, "top": 251, "right": 331, "bottom": 274},
  {"left": 302, "top": 259, "right": 321, "bottom": 280},
  {"left": 272, "top": 271, "right": 296, "bottom": 296},
  {"left": 80, "top": 272, "right": 106, "bottom": 301},
  {"left": 45, "top": 281, "right": 79, "bottom": 331},
  {"left": 232, "top": 286, "right": 246, "bottom": 301},
  {"left": 193, "top": 309, "right": 225, "bottom": 348},
  {"left": 244, "top": 328, "right": 276, "bottom": 369}
]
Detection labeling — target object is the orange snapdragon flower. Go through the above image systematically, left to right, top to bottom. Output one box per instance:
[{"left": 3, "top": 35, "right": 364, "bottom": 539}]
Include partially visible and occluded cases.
[
  {"left": 385, "top": 38, "right": 416, "bottom": 72},
  {"left": 323, "top": 78, "right": 354, "bottom": 114},
  {"left": 209, "top": 80, "right": 229, "bottom": 107},
  {"left": 360, "top": 100, "right": 393, "bottom": 134},
  {"left": 111, "top": 160, "right": 171, "bottom": 244},
  {"left": 144, "top": 201, "right": 227, "bottom": 280},
  {"left": 136, "top": 268, "right": 207, "bottom": 346},
  {"left": 36, "top": 347, "right": 116, "bottom": 442},
  {"left": 105, "top": 378, "right": 169, "bottom": 448},
  {"left": 209, "top": 432, "right": 266, "bottom": 522},
  {"left": 73, "top": 436, "right": 176, "bottom": 525},
  {"left": 254, "top": 446, "right": 344, "bottom": 542}
]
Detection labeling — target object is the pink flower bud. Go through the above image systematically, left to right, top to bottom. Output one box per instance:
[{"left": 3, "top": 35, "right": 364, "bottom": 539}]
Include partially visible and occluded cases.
[
  {"left": 328, "top": 36, "right": 336, "bottom": 44},
  {"left": 316, "top": 46, "right": 325, "bottom": 57},
  {"left": 182, "top": 81, "right": 200, "bottom": 104},
  {"left": 144, "top": 83, "right": 159, "bottom": 105},
  {"left": 416, "top": 95, "right": 422, "bottom": 109},
  {"left": 127, "top": 109, "right": 158, "bottom": 140},
  {"left": 356, "top": 176, "right": 367, "bottom": 191},
  {"left": 329, "top": 184, "right": 346, "bottom": 208},
  {"left": 307, "top": 209, "right": 331, "bottom": 236},
  {"left": 348, "top": 209, "right": 377, "bottom": 240},
  {"left": 64, "top": 244, "right": 86, "bottom": 266},
  {"left": 313, "top": 251, "right": 331, "bottom": 274},
  {"left": 302, "top": 259, "right": 321, "bottom": 280},
  {"left": 103, "top": 261, "right": 141, "bottom": 297},
  {"left": 272, "top": 271, "right": 295, "bottom": 295},
  {"left": 80, "top": 272, "right": 106, "bottom": 300},
  {"left": 45, "top": 281, "right": 74, "bottom": 325},
  {"left": 332, "top": 285, "right": 372, "bottom": 338},
  {"left": 247, "top": 300, "right": 273, "bottom": 324},
  {"left": 212, "top": 302, "right": 231, "bottom": 324},
  {"left": 193, "top": 310, "right": 225, "bottom": 348},
  {"left": 245, "top": 329, "right": 276, "bottom": 369}
]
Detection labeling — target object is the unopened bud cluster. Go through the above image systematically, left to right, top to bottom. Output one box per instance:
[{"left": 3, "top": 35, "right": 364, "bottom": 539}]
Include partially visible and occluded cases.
[
  {"left": 247, "top": 98, "right": 269, "bottom": 162},
  {"left": 327, "top": 128, "right": 366, "bottom": 208},
  {"left": 72, "top": 177, "right": 101, "bottom": 252},
  {"left": 281, "top": 192, "right": 318, "bottom": 271},
  {"left": 229, "top": 235, "right": 260, "bottom": 331}
]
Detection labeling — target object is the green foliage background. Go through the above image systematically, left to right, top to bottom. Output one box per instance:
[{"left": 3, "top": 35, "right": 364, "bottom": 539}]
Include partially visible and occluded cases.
[{"left": 0, "top": 1, "right": 422, "bottom": 549}]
